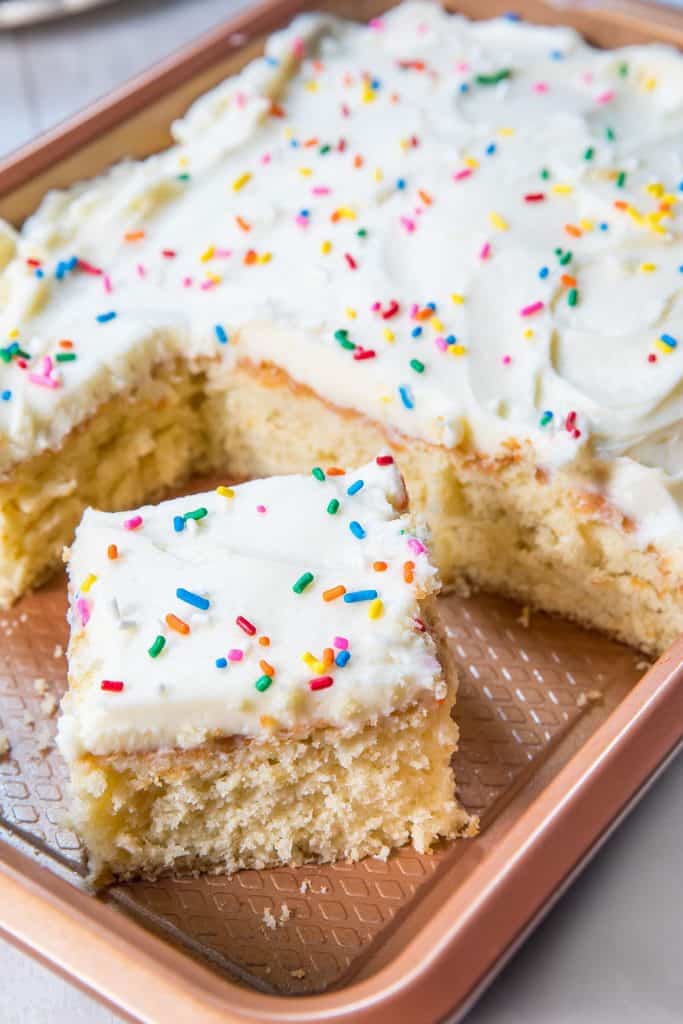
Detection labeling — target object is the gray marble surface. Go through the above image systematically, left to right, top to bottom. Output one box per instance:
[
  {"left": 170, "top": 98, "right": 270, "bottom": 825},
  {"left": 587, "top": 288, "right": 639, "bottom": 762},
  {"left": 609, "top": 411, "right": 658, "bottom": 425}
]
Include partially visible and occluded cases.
[{"left": 0, "top": 2, "right": 682, "bottom": 1021}]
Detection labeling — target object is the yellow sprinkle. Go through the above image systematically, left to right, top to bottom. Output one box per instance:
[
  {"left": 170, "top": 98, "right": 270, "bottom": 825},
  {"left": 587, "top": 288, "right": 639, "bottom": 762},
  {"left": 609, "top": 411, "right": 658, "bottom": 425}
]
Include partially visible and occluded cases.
[
  {"left": 643, "top": 75, "right": 657, "bottom": 92},
  {"left": 304, "top": 79, "right": 319, "bottom": 92},
  {"left": 361, "top": 82, "right": 375, "bottom": 104},
  {"left": 284, "top": 126, "right": 295, "bottom": 140},
  {"left": 497, "top": 126, "right": 515, "bottom": 137},
  {"left": 178, "top": 156, "right": 188, "bottom": 167},
  {"left": 463, "top": 156, "right": 479, "bottom": 169},
  {"left": 299, "top": 167, "right": 313, "bottom": 177},
  {"left": 374, "top": 167, "right": 383, "bottom": 182},
  {"left": 232, "top": 171, "right": 251, "bottom": 192},
  {"left": 646, "top": 182, "right": 664, "bottom": 198},
  {"left": 551, "top": 183, "right": 573, "bottom": 195},
  {"left": 662, "top": 194, "right": 677, "bottom": 205},
  {"left": 627, "top": 205, "right": 645, "bottom": 225},
  {"left": 334, "top": 206, "right": 356, "bottom": 220},
  {"left": 489, "top": 211, "right": 508, "bottom": 232},
  {"left": 579, "top": 219, "right": 594, "bottom": 232},
  {"left": 321, "top": 240, "right": 332, "bottom": 254},
  {"left": 200, "top": 245, "right": 215, "bottom": 263},
  {"left": 258, "top": 252, "right": 272, "bottom": 264},
  {"left": 640, "top": 262, "right": 657, "bottom": 273},
  {"left": 206, "top": 271, "right": 222, "bottom": 284},
  {"left": 451, "top": 293, "right": 465, "bottom": 305},
  {"left": 345, "top": 307, "right": 357, "bottom": 319},
  {"left": 430, "top": 316, "right": 444, "bottom": 332},
  {"left": 8, "top": 328, "right": 18, "bottom": 340},
  {"left": 383, "top": 328, "right": 395, "bottom": 342},
  {"left": 523, "top": 328, "right": 534, "bottom": 339},
  {"left": 655, "top": 339, "right": 675, "bottom": 355},
  {"left": 450, "top": 344, "right": 468, "bottom": 357},
  {"left": 379, "top": 394, "right": 393, "bottom": 404},
  {"left": 216, "top": 486, "right": 234, "bottom": 498},
  {"left": 80, "top": 574, "right": 97, "bottom": 593},
  {"left": 368, "top": 598, "right": 384, "bottom": 620},
  {"left": 302, "top": 652, "right": 317, "bottom": 669},
  {"left": 313, "top": 660, "right": 327, "bottom": 674}
]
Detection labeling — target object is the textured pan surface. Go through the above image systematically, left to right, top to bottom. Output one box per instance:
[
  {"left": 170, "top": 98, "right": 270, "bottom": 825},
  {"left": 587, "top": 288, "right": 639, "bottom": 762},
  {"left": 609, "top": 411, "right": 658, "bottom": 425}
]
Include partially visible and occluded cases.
[{"left": 0, "top": 473, "right": 644, "bottom": 995}]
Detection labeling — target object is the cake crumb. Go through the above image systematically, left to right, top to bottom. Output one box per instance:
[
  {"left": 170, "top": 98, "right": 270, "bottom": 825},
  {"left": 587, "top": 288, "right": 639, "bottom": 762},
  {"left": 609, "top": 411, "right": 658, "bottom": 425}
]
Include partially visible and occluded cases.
[
  {"left": 517, "top": 605, "right": 531, "bottom": 628},
  {"left": 19, "top": 612, "right": 28, "bottom": 623},
  {"left": 53, "top": 644, "right": 64, "bottom": 659},
  {"left": 636, "top": 659, "right": 652, "bottom": 672},
  {"left": 33, "top": 677, "right": 48, "bottom": 695},
  {"left": 577, "top": 689, "right": 604, "bottom": 709},
  {"left": 41, "top": 694, "right": 58, "bottom": 717},
  {"left": 23, "top": 710, "right": 35, "bottom": 728},
  {"left": 36, "top": 728, "right": 53, "bottom": 753},
  {"left": 0, "top": 731, "right": 10, "bottom": 758},
  {"left": 374, "top": 845, "right": 391, "bottom": 862},
  {"left": 299, "top": 879, "right": 311, "bottom": 895},
  {"left": 278, "top": 903, "right": 291, "bottom": 924},
  {"left": 263, "top": 904, "right": 292, "bottom": 930},
  {"left": 262, "top": 907, "right": 277, "bottom": 931},
  {"left": 290, "top": 968, "right": 306, "bottom": 979}
]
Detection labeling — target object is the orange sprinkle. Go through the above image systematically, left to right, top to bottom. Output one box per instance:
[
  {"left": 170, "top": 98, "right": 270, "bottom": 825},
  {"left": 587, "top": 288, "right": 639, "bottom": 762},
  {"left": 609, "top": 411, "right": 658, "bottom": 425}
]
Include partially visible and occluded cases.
[
  {"left": 269, "top": 101, "right": 285, "bottom": 118},
  {"left": 303, "top": 137, "right": 319, "bottom": 148},
  {"left": 353, "top": 154, "right": 363, "bottom": 168},
  {"left": 418, "top": 189, "right": 433, "bottom": 205},
  {"left": 614, "top": 200, "right": 628, "bottom": 211},
  {"left": 236, "top": 216, "right": 251, "bottom": 232},
  {"left": 564, "top": 224, "right": 582, "bottom": 238},
  {"left": 124, "top": 230, "right": 145, "bottom": 242},
  {"left": 244, "top": 249, "right": 258, "bottom": 265},
  {"left": 560, "top": 274, "right": 577, "bottom": 288},
  {"left": 416, "top": 308, "right": 432, "bottom": 321},
  {"left": 58, "top": 339, "right": 73, "bottom": 349},
  {"left": 326, "top": 466, "right": 346, "bottom": 476},
  {"left": 107, "top": 544, "right": 118, "bottom": 560},
  {"left": 403, "top": 560, "right": 415, "bottom": 584},
  {"left": 373, "top": 561, "right": 388, "bottom": 572},
  {"left": 323, "top": 585, "right": 346, "bottom": 602},
  {"left": 166, "top": 613, "right": 190, "bottom": 635},
  {"left": 258, "top": 635, "right": 270, "bottom": 647},
  {"left": 323, "top": 647, "right": 334, "bottom": 667},
  {"left": 259, "top": 659, "right": 275, "bottom": 677},
  {"left": 260, "top": 715, "right": 278, "bottom": 729}
]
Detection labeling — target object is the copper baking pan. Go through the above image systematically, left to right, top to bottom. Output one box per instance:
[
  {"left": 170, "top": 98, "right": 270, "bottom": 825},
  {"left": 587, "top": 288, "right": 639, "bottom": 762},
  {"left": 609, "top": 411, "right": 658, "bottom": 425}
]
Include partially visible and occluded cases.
[{"left": 1, "top": 2, "right": 682, "bottom": 1021}]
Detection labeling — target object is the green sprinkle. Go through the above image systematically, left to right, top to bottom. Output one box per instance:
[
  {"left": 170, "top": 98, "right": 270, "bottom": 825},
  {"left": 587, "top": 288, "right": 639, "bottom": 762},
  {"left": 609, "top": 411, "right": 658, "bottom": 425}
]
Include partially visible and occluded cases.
[
  {"left": 618, "top": 62, "right": 629, "bottom": 77},
  {"left": 475, "top": 68, "right": 512, "bottom": 86},
  {"left": 605, "top": 126, "right": 615, "bottom": 141},
  {"left": 319, "top": 144, "right": 331, "bottom": 155},
  {"left": 583, "top": 147, "right": 594, "bottom": 161},
  {"left": 540, "top": 167, "right": 550, "bottom": 180},
  {"left": 616, "top": 171, "right": 626, "bottom": 188},
  {"left": 177, "top": 173, "right": 191, "bottom": 181},
  {"left": 356, "top": 228, "right": 368, "bottom": 238},
  {"left": 559, "top": 251, "right": 572, "bottom": 266},
  {"left": 567, "top": 288, "right": 578, "bottom": 307},
  {"left": 334, "top": 328, "right": 355, "bottom": 350},
  {"left": 0, "top": 349, "right": 12, "bottom": 363},
  {"left": 55, "top": 352, "right": 76, "bottom": 362},
  {"left": 409, "top": 358, "right": 425, "bottom": 374},
  {"left": 539, "top": 410, "right": 553, "bottom": 427},
  {"left": 312, "top": 467, "right": 325, "bottom": 482},
  {"left": 327, "top": 498, "right": 340, "bottom": 515},
  {"left": 184, "top": 507, "right": 208, "bottom": 521},
  {"left": 293, "top": 571, "right": 314, "bottom": 594},
  {"left": 148, "top": 635, "right": 166, "bottom": 659},
  {"left": 255, "top": 675, "right": 272, "bottom": 692}
]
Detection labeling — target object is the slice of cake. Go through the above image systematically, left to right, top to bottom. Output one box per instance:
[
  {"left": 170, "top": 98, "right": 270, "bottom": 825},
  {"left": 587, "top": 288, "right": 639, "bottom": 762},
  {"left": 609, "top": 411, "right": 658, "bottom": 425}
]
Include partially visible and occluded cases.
[{"left": 57, "top": 457, "right": 469, "bottom": 883}]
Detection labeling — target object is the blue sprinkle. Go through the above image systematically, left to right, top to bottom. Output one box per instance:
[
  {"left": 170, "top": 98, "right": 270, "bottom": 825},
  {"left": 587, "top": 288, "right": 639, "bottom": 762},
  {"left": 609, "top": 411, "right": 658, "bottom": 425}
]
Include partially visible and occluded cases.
[
  {"left": 504, "top": 11, "right": 520, "bottom": 21},
  {"left": 549, "top": 49, "right": 564, "bottom": 61},
  {"left": 265, "top": 56, "right": 280, "bottom": 66},
  {"left": 371, "top": 78, "right": 381, "bottom": 90},
  {"left": 459, "top": 82, "right": 470, "bottom": 94},
  {"left": 290, "top": 139, "right": 300, "bottom": 148},
  {"left": 485, "top": 142, "right": 497, "bottom": 155},
  {"left": 396, "top": 178, "right": 406, "bottom": 190},
  {"left": 679, "top": 181, "right": 683, "bottom": 192},
  {"left": 300, "top": 208, "right": 310, "bottom": 217},
  {"left": 599, "top": 222, "right": 609, "bottom": 231},
  {"left": 67, "top": 256, "right": 78, "bottom": 270},
  {"left": 55, "top": 261, "right": 66, "bottom": 280},
  {"left": 539, "top": 266, "right": 549, "bottom": 279},
  {"left": 35, "top": 268, "right": 44, "bottom": 279},
  {"left": 427, "top": 301, "right": 437, "bottom": 310},
  {"left": 96, "top": 311, "right": 116, "bottom": 323},
  {"left": 214, "top": 324, "right": 228, "bottom": 344},
  {"left": 411, "top": 326, "right": 423, "bottom": 338},
  {"left": 660, "top": 333, "right": 678, "bottom": 349},
  {"left": 446, "top": 334, "right": 457, "bottom": 345},
  {"left": 399, "top": 385, "right": 414, "bottom": 410},
  {"left": 1, "top": 390, "right": 11, "bottom": 402},
  {"left": 539, "top": 410, "right": 554, "bottom": 427},
  {"left": 347, "top": 479, "right": 364, "bottom": 496},
  {"left": 173, "top": 515, "right": 185, "bottom": 533},
  {"left": 349, "top": 520, "right": 366, "bottom": 539},
  {"left": 176, "top": 587, "right": 210, "bottom": 610},
  {"left": 343, "top": 589, "right": 378, "bottom": 604},
  {"left": 335, "top": 650, "right": 351, "bottom": 667},
  {"left": 215, "top": 657, "right": 228, "bottom": 669}
]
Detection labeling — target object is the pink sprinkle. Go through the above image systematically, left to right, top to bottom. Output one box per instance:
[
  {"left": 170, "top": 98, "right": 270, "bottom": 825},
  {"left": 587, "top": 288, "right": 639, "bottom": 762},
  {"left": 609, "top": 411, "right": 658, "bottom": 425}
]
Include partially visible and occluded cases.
[
  {"left": 369, "top": 16, "right": 384, "bottom": 29},
  {"left": 291, "top": 35, "right": 305, "bottom": 59},
  {"left": 455, "top": 60, "right": 470, "bottom": 72},
  {"left": 581, "top": 71, "right": 594, "bottom": 84},
  {"left": 533, "top": 81, "right": 549, "bottom": 93},
  {"left": 596, "top": 89, "right": 615, "bottom": 105},
  {"left": 234, "top": 90, "right": 247, "bottom": 108},
  {"left": 260, "top": 152, "right": 272, "bottom": 165},
  {"left": 453, "top": 168, "right": 473, "bottom": 182},
  {"left": 311, "top": 186, "right": 331, "bottom": 195},
  {"left": 295, "top": 214, "right": 309, "bottom": 228},
  {"left": 400, "top": 216, "right": 416, "bottom": 233},
  {"left": 479, "top": 241, "right": 491, "bottom": 261},
  {"left": 213, "top": 248, "right": 232, "bottom": 259},
  {"left": 136, "top": 264, "right": 146, "bottom": 278},
  {"left": 103, "top": 274, "right": 112, "bottom": 294},
  {"left": 183, "top": 276, "right": 193, "bottom": 287},
  {"left": 200, "top": 280, "right": 217, "bottom": 291},
  {"left": 371, "top": 301, "right": 381, "bottom": 312},
  {"left": 520, "top": 301, "right": 544, "bottom": 317},
  {"left": 410, "top": 303, "right": 419, "bottom": 318},
  {"left": 435, "top": 336, "right": 448, "bottom": 352},
  {"left": 502, "top": 354, "right": 512, "bottom": 365},
  {"left": 28, "top": 373, "right": 59, "bottom": 389},
  {"left": 256, "top": 504, "right": 267, "bottom": 514},
  {"left": 124, "top": 515, "right": 143, "bottom": 531},
  {"left": 407, "top": 537, "right": 426, "bottom": 556},
  {"left": 76, "top": 598, "right": 90, "bottom": 627},
  {"left": 333, "top": 636, "right": 349, "bottom": 650},
  {"left": 228, "top": 649, "right": 244, "bottom": 662}
]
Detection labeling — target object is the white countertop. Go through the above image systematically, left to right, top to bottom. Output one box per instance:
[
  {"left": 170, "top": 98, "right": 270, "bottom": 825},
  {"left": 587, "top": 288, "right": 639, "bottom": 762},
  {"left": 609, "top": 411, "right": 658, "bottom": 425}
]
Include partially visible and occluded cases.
[{"left": 0, "top": 2, "right": 681, "bottom": 1020}]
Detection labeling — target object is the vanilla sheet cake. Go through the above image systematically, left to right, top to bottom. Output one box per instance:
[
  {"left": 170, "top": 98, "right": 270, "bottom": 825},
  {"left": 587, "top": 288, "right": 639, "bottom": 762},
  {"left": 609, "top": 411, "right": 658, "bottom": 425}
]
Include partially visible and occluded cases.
[
  {"left": 2, "top": 2, "right": 683, "bottom": 653},
  {"left": 57, "top": 457, "right": 469, "bottom": 881}
]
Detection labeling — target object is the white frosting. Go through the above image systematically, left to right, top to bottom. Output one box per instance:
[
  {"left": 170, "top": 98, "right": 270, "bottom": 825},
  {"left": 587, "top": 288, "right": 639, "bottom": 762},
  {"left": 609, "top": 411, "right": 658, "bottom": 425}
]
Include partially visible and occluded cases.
[
  {"left": 3, "top": 3, "right": 683, "bottom": 543},
  {"left": 58, "top": 458, "right": 445, "bottom": 758}
]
